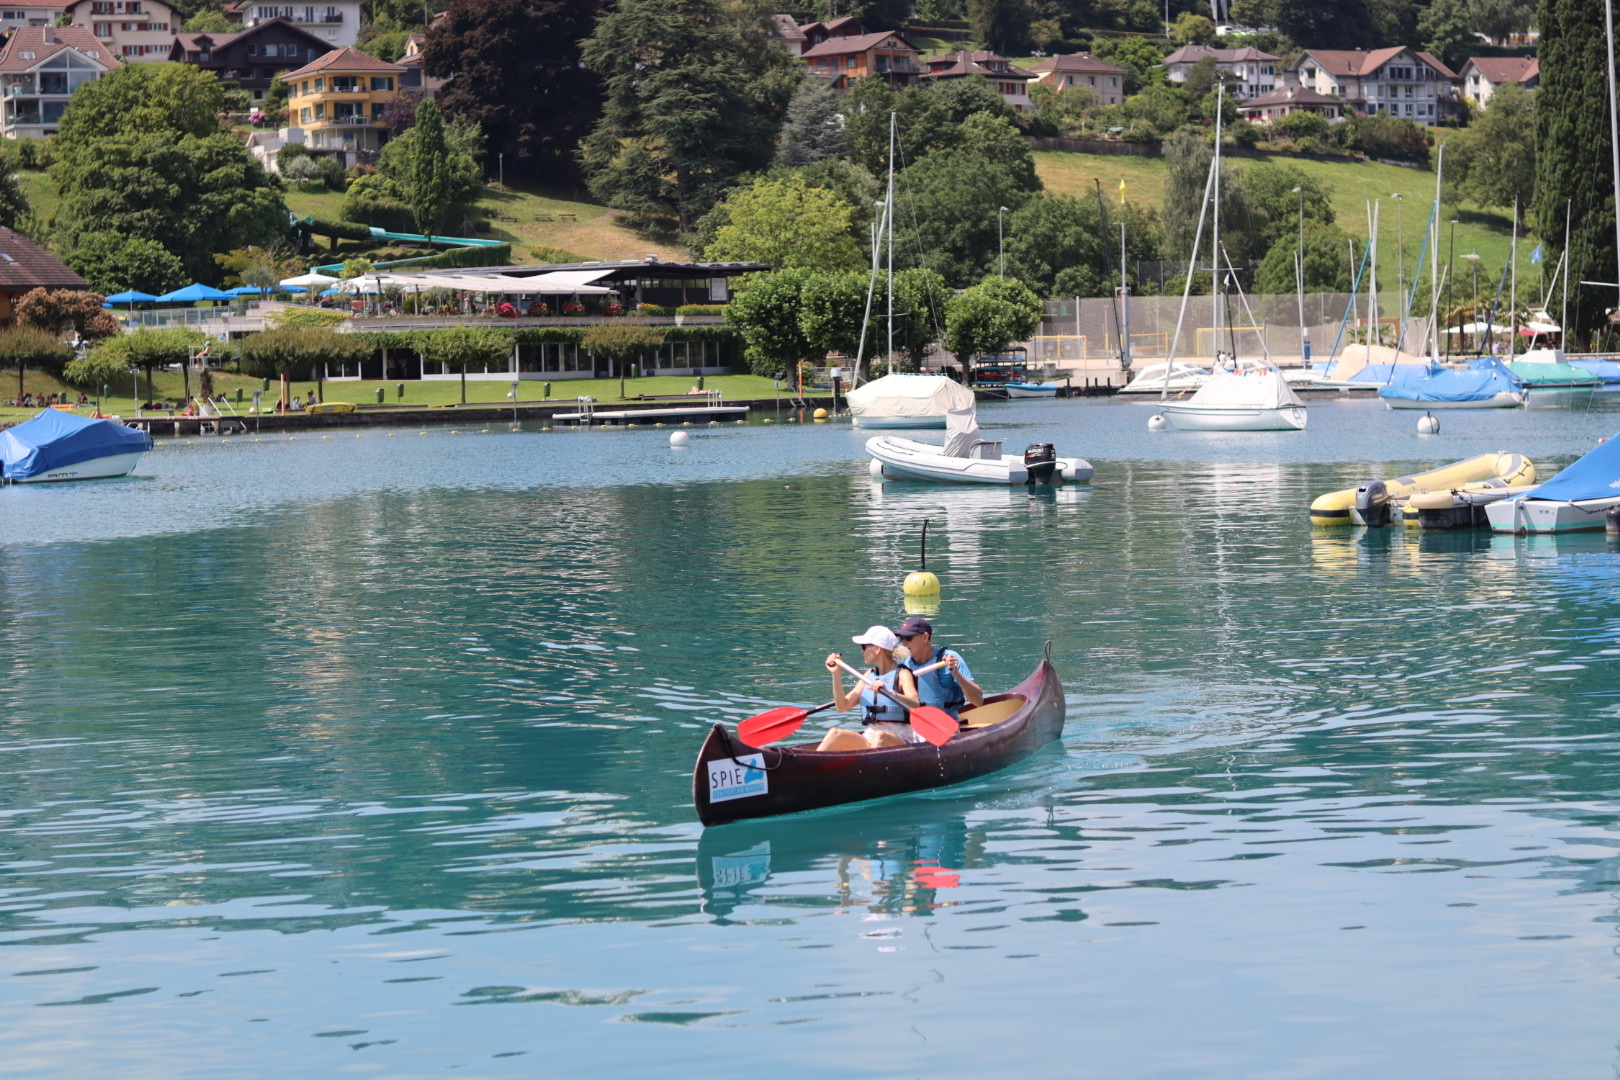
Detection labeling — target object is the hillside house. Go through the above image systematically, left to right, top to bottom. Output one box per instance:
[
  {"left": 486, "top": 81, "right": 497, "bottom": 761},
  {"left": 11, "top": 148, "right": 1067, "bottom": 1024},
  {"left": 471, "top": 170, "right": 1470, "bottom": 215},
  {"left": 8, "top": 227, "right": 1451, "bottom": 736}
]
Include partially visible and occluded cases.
[
  {"left": 62, "top": 0, "right": 178, "bottom": 61},
  {"left": 223, "top": 0, "right": 361, "bottom": 48},
  {"left": 0, "top": 2, "right": 74, "bottom": 33},
  {"left": 168, "top": 17, "right": 330, "bottom": 102},
  {"left": 0, "top": 25, "right": 117, "bottom": 137},
  {"left": 799, "top": 28, "right": 920, "bottom": 90},
  {"left": 394, "top": 33, "right": 444, "bottom": 96},
  {"left": 1163, "top": 44, "right": 1278, "bottom": 98},
  {"left": 282, "top": 45, "right": 401, "bottom": 165},
  {"left": 1287, "top": 47, "right": 1459, "bottom": 125},
  {"left": 923, "top": 50, "right": 1036, "bottom": 111},
  {"left": 1026, "top": 53, "right": 1128, "bottom": 105},
  {"left": 1458, "top": 56, "right": 1537, "bottom": 106},
  {"left": 1236, "top": 85, "right": 1344, "bottom": 123},
  {"left": 0, "top": 226, "right": 90, "bottom": 324}
]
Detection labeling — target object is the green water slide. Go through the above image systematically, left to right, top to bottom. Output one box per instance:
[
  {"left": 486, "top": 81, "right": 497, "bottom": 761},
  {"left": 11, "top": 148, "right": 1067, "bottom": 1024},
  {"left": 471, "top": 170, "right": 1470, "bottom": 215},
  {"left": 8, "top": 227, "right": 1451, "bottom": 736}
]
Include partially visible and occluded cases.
[{"left": 301, "top": 218, "right": 510, "bottom": 273}]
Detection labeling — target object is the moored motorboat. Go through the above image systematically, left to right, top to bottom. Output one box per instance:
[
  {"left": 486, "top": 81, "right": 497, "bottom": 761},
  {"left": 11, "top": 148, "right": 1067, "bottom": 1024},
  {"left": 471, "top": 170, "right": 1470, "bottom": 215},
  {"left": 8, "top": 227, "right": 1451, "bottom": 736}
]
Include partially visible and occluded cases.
[
  {"left": 1004, "top": 381, "right": 1060, "bottom": 399},
  {"left": 866, "top": 408, "right": 1091, "bottom": 484},
  {"left": 0, "top": 409, "right": 154, "bottom": 483},
  {"left": 1485, "top": 434, "right": 1620, "bottom": 533},
  {"left": 1310, "top": 451, "right": 1535, "bottom": 526},
  {"left": 1407, "top": 481, "right": 1537, "bottom": 530},
  {"left": 693, "top": 658, "right": 1065, "bottom": 826}
]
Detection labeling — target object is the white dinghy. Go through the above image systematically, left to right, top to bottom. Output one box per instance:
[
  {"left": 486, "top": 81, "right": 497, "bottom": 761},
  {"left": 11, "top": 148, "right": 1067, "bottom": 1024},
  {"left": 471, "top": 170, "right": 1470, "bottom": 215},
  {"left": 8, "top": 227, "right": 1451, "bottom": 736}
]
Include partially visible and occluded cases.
[{"left": 867, "top": 408, "right": 1093, "bottom": 484}]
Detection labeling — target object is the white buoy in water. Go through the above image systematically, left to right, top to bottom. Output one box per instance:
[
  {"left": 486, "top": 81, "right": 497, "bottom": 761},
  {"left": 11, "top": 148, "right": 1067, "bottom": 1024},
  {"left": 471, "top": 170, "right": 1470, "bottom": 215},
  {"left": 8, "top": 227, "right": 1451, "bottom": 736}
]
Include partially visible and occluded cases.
[
  {"left": 1417, "top": 411, "right": 1440, "bottom": 435},
  {"left": 1148, "top": 413, "right": 1169, "bottom": 431},
  {"left": 669, "top": 430, "right": 690, "bottom": 446},
  {"left": 868, "top": 458, "right": 884, "bottom": 478}
]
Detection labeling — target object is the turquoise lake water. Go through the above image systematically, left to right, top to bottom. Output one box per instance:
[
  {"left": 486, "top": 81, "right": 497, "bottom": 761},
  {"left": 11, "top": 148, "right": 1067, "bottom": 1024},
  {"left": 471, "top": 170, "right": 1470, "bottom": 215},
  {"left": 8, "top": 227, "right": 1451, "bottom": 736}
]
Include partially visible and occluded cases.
[{"left": 5, "top": 394, "right": 1620, "bottom": 1078}]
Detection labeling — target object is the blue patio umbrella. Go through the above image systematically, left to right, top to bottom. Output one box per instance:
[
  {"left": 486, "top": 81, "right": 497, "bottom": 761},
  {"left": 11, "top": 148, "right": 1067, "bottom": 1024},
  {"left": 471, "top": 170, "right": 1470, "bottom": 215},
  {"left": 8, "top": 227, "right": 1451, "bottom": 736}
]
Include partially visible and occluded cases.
[
  {"left": 154, "top": 283, "right": 235, "bottom": 303},
  {"left": 279, "top": 284, "right": 307, "bottom": 293},
  {"left": 227, "top": 285, "right": 272, "bottom": 296},
  {"left": 104, "top": 290, "right": 158, "bottom": 305}
]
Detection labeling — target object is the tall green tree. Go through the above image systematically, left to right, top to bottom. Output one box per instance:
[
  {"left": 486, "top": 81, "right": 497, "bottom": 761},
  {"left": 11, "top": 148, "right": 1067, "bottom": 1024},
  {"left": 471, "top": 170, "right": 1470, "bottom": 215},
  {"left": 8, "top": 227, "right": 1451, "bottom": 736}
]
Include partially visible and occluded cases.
[
  {"left": 423, "top": 0, "right": 606, "bottom": 179},
  {"left": 581, "top": 0, "right": 777, "bottom": 231},
  {"left": 969, "top": 0, "right": 1031, "bottom": 53},
  {"left": 1418, "top": 0, "right": 1473, "bottom": 71},
  {"left": 1534, "top": 0, "right": 1613, "bottom": 345},
  {"left": 51, "top": 65, "right": 286, "bottom": 281},
  {"left": 773, "top": 79, "right": 848, "bottom": 168},
  {"left": 1444, "top": 83, "right": 1536, "bottom": 226},
  {"left": 406, "top": 98, "right": 455, "bottom": 236},
  {"left": 899, "top": 112, "right": 1043, "bottom": 285},
  {"left": 1160, "top": 128, "right": 1256, "bottom": 267},
  {"left": 1241, "top": 164, "right": 1334, "bottom": 250},
  {"left": 702, "top": 177, "right": 863, "bottom": 270},
  {"left": 1253, "top": 222, "right": 1355, "bottom": 295},
  {"left": 63, "top": 233, "right": 186, "bottom": 296},
  {"left": 727, "top": 267, "right": 820, "bottom": 377},
  {"left": 943, "top": 276, "right": 1043, "bottom": 366},
  {"left": 417, "top": 325, "right": 510, "bottom": 404},
  {"left": 0, "top": 328, "right": 72, "bottom": 400},
  {"left": 90, "top": 328, "right": 205, "bottom": 406}
]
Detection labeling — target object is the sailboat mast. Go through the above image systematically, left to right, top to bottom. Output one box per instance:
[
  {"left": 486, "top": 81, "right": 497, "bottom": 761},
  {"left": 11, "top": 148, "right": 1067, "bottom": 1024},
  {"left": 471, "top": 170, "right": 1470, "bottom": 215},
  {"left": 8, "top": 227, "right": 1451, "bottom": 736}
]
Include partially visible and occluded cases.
[
  {"left": 1607, "top": 0, "right": 1620, "bottom": 324},
  {"left": 1211, "top": 80, "right": 1223, "bottom": 360},
  {"left": 886, "top": 110, "right": 895, "bottom": 375},
  {"left": 1431, "top": 143, "right": 1443, "bottom": 360},
  {"left": 1509, "top": 197, "right": 1518, "bottom": 356},
  {"left": 1562, "top": 197, "right": 1572, "bottom": 342}
]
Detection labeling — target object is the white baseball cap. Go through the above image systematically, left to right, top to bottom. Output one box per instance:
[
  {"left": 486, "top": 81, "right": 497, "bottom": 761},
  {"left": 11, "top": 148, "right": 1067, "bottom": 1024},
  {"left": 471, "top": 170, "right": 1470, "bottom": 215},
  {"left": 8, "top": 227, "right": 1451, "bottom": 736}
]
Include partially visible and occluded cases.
[{"left": 851, "top": 625, "right": 900, "bottom": 651}]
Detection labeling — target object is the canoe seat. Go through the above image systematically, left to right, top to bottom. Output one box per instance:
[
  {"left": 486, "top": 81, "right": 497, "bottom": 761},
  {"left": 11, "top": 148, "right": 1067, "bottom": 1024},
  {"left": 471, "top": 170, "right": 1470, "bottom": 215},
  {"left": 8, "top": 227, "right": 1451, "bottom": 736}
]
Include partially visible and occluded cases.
[{"left": 959, "top": 697, "right": 1023, "bottom": 729}]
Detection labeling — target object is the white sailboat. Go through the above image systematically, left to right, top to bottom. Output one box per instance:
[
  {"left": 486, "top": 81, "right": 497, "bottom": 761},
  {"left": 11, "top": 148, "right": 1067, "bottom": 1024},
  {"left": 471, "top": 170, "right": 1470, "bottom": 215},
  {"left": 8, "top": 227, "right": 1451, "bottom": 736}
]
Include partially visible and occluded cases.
[{"left": 1155, "top": 82, "right": 1307, "bottom": 432}]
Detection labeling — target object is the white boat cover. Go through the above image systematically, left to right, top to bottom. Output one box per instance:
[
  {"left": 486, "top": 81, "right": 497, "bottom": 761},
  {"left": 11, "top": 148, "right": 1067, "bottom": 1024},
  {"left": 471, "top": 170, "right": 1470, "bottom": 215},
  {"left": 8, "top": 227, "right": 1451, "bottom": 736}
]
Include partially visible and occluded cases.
[
  {"left": 1183, "top": 367, "right": 1305, "bottom": 410},
  {"left": 846, "top": 374, "right": 976, "bottom": 419},
  {"left": 942, "top": 407, "right": 981, "bottom": 457}
]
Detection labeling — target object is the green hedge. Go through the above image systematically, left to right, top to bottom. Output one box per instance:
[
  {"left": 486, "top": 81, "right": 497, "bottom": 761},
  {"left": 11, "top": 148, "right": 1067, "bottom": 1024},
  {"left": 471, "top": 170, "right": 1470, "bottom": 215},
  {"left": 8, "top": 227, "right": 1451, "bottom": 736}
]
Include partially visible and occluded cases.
[
  {"left": 299, "top": 216, "right": 373, "bottom": 241},
  {"left": 383, "top": 243, "right": 513, "bottom": 271},
  {"left": 638, "top": 303, "right": 674, "bottom": 317},
  {"left": 674, "top": 304, "right": 726, "bottom": 316}
]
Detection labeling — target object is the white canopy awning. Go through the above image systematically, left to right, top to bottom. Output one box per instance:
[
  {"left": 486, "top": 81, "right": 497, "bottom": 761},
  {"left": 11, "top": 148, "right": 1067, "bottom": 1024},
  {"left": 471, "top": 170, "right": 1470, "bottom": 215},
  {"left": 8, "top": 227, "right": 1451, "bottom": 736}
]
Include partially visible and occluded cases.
[
  {"left": 517, "top": 269, "right": 618, "bottom": 289},
  {"left": 281, "top": 271, "right": 339, "bottom": 287},
  {"left": 379, "top": 271, "right": 613, "bottom": 294}
]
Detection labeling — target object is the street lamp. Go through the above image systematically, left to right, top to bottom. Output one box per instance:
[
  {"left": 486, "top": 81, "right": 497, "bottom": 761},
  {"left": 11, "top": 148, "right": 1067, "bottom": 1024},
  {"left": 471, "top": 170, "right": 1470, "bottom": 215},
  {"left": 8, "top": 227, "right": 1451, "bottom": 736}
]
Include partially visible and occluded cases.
[
  {"left": 1292, "top": 186, "right": 1307, "bottom": 360},
  {"left": 997, "top": 205, "right": 1009, "bottom": 278},
  {"left": 1447, "top": 219, "right": 1458, "bottom": 359},
  {"left": 1462, "top": 250, "right": 1481, "bottom": 355}
]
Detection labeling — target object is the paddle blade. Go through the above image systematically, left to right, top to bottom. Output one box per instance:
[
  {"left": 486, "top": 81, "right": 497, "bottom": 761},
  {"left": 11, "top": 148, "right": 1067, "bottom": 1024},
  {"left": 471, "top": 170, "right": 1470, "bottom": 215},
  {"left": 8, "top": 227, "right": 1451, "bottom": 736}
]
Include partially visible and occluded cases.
[
  {"left": 737, "top": 706, "right": 808, "bottom": 747},
  {"left": 910, "top": 706, "right": 959, "bottom": 747}
]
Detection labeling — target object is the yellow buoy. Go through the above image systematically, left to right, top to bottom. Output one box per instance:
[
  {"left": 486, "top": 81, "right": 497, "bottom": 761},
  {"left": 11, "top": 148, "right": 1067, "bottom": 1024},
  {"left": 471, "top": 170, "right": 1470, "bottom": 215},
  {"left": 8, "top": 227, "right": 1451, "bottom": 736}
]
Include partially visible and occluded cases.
[
  {"left": 813, "top": 407, "right": 828, "bottom": 419},
  {"left": 902, "top": 518, "right": 940, "bottom": 596},
  {"left": 903, "top": 570, "right": 940, "bottom": 596}
]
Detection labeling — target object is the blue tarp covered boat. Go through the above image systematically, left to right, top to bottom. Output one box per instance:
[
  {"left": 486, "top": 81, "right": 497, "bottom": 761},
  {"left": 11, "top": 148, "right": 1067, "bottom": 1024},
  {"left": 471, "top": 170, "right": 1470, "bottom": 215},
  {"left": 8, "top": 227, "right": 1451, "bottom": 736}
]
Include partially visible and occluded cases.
[
  {"left": 1378, "top": 358, "right": 1527, "bottom": 409},
  {"left": 1567, "top": 358, "right": 1620, "bottom": 387},
  {"left": 1347, "top": 363, "right": 1432, "bottom": 385},
  {"left": 0, "top": 409, "right": 153, "bottom": 482},
  {"left": 1486, "top": 433, "right": 1620, "bottom": 532}
]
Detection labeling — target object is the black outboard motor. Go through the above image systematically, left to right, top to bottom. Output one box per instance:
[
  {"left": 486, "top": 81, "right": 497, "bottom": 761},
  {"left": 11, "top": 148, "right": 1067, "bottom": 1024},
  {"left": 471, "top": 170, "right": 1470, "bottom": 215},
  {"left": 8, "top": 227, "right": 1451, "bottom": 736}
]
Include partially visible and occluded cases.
[
  {"left": 1024, "top": 443, "right": 1058, "bottom": 483},
  {"left": 1353, "top": 479, "right": 1390, "bottom": 527}
]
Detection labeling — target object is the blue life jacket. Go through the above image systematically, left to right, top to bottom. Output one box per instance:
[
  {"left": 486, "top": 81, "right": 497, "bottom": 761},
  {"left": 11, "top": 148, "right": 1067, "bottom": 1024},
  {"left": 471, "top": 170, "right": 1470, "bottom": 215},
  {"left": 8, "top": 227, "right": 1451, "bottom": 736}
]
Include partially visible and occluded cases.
[
  {"left": 910, "top": 646, "right": 967, "bottom": 716},
  {"left": 859, "top": 667, "right": 909, "bottom": 725}
]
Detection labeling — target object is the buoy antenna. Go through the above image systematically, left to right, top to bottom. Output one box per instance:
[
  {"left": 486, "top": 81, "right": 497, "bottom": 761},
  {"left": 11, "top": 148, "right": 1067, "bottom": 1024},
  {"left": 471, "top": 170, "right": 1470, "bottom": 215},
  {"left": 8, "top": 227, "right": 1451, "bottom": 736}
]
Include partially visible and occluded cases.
[{"left": 920, "top": 517, "right": 930, "bottom": 570}]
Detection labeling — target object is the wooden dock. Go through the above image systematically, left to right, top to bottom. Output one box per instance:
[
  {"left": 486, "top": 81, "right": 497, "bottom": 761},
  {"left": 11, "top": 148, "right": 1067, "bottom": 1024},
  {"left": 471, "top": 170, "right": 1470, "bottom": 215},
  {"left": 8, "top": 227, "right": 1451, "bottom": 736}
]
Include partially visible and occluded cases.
[{"left": 550, "top": 403, "right": 749, "bottom": 425}]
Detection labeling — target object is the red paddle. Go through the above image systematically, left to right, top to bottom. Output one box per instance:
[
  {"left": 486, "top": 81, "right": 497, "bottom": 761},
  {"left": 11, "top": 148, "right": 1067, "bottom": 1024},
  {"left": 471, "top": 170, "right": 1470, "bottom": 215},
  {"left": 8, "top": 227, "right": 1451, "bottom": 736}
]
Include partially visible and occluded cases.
[
  {"left": 831, "top": 657, "right": 959, "bottom": 747},
  {"left": 737, "top": 700, "right": 836, "bottom": 747}
]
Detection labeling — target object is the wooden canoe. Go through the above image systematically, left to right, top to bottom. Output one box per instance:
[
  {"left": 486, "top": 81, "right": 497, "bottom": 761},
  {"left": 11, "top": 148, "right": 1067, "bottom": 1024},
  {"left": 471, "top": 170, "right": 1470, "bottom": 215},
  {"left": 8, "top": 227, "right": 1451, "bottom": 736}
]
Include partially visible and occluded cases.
[{"left": 693, "top": 659, "right": 1065, "bottom": 826}]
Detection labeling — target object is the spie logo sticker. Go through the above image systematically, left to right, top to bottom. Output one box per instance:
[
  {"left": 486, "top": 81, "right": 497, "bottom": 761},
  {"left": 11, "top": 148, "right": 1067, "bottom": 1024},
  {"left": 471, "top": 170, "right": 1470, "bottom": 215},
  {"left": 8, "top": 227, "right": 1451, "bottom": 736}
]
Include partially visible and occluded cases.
[{"left": 707, "top": 755, "right": 767, "bottom": 802}]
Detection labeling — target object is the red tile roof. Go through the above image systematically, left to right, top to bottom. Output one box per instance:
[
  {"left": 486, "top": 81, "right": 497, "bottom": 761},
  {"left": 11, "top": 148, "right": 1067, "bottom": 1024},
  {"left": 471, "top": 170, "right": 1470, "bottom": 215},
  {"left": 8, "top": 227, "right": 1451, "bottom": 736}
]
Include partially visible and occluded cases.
[
  {"left": 0, "top": 25, "right": 119, "bottom": 72},
  {"left": 800, "top": 31, "right": 916, "bottom": 59},
  {"left": 1163, "top": 44, "right": 1279, "bottom": 65},
  {"left": 280, "top": 45, "right": 403, "bottom": 80},
  {"left": 1296, "top": 47, "right": 1452, "bottom": 79},
  {"left": 923, "top": 50, "right": 1035, "bottom": 81},
  {"left": 1027, "top": 52, "right": 1128, "bottom": 76},
  {"left": 1463, "top": 56, "right": 1539, "bottom": 84},
  {"left": 1237, "top": 86, "right": 1342, "bottom": 109},
  {"left": 0, "top": 227, "right": 90, "bottom": 293}
]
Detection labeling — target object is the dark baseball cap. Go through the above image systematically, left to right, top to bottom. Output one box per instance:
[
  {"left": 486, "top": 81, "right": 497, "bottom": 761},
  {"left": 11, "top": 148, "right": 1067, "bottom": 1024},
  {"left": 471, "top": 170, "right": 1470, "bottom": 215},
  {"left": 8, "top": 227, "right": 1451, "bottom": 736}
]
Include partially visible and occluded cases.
[{"left": 896, "top": 616, "right": 933, "bottom": 637}]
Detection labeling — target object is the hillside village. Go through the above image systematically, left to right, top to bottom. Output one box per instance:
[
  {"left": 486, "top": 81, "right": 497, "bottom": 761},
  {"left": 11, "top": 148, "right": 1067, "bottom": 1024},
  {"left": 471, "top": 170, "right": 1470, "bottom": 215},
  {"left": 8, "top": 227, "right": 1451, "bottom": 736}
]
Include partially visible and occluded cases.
[{"left": 0, "top": 0, "right": 1598, "bottom": 408}]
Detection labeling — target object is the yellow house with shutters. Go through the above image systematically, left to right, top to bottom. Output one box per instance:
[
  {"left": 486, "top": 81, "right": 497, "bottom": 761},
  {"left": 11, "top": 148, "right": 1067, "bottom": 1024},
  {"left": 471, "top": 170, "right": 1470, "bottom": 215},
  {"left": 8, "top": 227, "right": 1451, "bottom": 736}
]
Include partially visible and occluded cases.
[{"left": 282, "top": 45, "right": 402, "bottom": 166}]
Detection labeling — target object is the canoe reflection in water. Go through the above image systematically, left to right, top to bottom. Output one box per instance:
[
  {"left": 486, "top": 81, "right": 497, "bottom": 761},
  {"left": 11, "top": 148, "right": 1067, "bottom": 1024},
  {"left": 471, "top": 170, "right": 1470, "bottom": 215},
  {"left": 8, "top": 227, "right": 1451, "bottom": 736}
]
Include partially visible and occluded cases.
[{"left": 697, "top": 804, "right": 983, "bottom": 920}]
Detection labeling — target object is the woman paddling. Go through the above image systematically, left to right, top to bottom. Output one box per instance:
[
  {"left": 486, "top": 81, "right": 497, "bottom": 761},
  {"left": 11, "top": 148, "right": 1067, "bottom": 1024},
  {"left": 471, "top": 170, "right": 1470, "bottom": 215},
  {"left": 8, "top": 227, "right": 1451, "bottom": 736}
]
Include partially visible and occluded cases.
[{"left": 817, "top": 625, "right": 921, "bottom": 751}]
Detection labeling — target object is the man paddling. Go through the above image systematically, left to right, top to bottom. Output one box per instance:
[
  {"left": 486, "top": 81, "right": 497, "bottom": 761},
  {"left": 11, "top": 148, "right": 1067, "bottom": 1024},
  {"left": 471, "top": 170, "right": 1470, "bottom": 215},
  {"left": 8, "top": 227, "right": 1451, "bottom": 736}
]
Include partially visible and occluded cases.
[{"left": 895, "top": 616, "right": 983, "bottom": 721}]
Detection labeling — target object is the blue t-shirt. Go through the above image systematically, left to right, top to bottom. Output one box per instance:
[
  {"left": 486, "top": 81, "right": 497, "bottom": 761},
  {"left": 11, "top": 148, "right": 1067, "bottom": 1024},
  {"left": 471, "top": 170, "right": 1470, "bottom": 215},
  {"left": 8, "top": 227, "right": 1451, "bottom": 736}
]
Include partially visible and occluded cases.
[{"left": 903, "top": 648, "right": 973, "bottom": 717}]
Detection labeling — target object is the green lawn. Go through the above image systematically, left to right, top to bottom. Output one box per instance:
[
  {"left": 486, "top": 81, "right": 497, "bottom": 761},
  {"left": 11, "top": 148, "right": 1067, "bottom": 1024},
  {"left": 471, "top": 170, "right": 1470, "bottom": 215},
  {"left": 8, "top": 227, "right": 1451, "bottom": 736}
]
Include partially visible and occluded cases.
[
  {"left": 1035, "top": 149, "right": 1537, "bottom": 289},
  {"left": 0, "top": 371, "right": 791, "bottom": 425}
]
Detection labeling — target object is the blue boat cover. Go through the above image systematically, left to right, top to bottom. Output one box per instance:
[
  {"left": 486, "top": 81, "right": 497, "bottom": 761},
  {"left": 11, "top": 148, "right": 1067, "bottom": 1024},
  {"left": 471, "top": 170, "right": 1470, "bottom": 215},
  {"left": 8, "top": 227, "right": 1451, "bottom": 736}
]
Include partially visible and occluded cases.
[
  {"left": 1378, "top": 358, "right": 1523, "bottom": 402},
  {"left": 1568, "top": 358, "right": 1620, "bottom": 384},
  {"left": 1347, "top": 363, "right": 1432, "bottom": 384},
  {"left": 0, "top": 409, "right": 152, "bottom": 480},
  {"left": 1528, "top": 433, "right": 1620, "bottom": 503}
]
